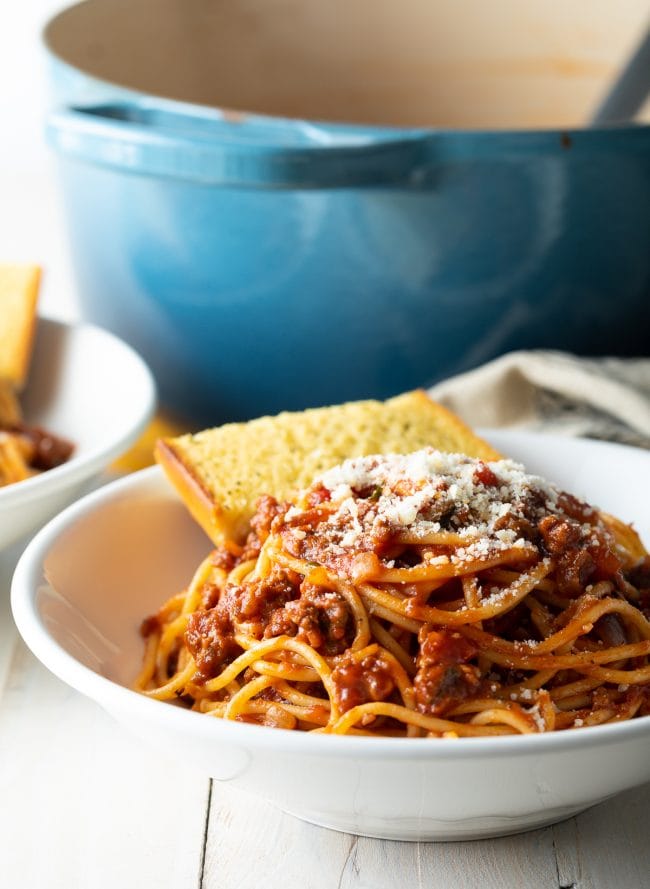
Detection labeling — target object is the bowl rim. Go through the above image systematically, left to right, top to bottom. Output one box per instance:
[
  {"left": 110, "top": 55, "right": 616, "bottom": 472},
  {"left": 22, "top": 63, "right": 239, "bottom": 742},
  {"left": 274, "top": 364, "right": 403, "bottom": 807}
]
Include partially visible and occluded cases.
[
  {"left": 0, "top": 316, "right": 156, "bottom": 510},
  {"left": 11, "top": 434, "right": 650, "bottom": 761}
]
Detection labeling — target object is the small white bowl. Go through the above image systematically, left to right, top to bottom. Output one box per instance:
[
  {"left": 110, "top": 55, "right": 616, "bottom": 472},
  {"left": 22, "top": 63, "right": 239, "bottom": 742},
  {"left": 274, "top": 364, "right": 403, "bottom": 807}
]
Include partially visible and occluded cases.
[
  {"left": 0, "top": 317, "right": 155, "bottom": 549},
  {"left": 10, "top": 431, "right": 650, "bottom": 841}
]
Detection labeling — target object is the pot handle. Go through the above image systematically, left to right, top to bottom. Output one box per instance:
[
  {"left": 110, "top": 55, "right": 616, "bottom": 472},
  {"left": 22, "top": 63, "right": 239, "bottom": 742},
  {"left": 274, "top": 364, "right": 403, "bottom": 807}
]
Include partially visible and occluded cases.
[{"left": 46, "top": 102, "right": 434, "bottom": 189}]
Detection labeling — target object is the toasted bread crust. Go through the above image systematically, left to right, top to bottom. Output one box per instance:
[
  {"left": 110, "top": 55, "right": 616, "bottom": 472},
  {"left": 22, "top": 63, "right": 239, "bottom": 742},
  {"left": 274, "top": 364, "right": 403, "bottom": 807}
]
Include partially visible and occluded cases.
[
  {"left": 0, "top": 379, "right": 22, "bottom": 426},
  {"left": 156, "top": 390, "right": 501, "bottom": 545},
  {"left": 155, "top": 438, "right": 229, "bottom": 540}
]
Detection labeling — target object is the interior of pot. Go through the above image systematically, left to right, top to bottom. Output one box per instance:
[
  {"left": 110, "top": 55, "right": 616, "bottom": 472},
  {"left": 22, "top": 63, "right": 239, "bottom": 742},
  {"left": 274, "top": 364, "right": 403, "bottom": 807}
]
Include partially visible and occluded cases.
[{"left": 46, "top": 0, "right": 650, "bottom": 129}]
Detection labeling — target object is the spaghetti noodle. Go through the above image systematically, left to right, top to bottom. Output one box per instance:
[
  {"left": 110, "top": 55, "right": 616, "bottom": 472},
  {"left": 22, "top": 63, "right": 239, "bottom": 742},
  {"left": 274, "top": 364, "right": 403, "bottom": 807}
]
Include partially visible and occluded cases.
[{"left": 136, "top": 449, "right": 650, "bottom": 737}]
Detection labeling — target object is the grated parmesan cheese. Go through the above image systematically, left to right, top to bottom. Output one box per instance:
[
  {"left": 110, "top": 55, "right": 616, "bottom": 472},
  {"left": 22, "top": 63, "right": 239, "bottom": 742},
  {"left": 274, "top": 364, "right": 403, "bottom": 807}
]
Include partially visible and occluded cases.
[
  {"left": 288, "top": 448, "right": 602, "bottom": 565},
  {"left": 528, "top": 703, "right": 546, "bottom": 732}
]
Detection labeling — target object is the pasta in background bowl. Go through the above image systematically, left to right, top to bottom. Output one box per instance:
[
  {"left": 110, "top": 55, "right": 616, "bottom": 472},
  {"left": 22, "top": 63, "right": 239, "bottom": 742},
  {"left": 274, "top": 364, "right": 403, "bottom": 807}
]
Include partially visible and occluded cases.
[{"left": 11, "top": 431, "right": 650, "bottom": 840}]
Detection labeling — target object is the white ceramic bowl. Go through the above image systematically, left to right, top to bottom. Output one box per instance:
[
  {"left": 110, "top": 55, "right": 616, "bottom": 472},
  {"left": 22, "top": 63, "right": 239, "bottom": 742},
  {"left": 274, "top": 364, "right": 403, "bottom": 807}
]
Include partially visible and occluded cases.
[
  {"left": 0, "top": 317, "right": 155, "bottom": 549},
  {"left": 10, "top": 431, "right": 650, "bottom": 841}
]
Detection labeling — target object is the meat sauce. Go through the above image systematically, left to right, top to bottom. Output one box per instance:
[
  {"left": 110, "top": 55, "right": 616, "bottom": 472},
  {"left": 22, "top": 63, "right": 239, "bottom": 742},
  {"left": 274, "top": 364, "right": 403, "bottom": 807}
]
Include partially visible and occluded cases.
[
  {"left": 2, "top": 421, "right": 74, "bottom": 472},
  {"left": 144, "top": 452, "right": 641, "bottom": 720}
]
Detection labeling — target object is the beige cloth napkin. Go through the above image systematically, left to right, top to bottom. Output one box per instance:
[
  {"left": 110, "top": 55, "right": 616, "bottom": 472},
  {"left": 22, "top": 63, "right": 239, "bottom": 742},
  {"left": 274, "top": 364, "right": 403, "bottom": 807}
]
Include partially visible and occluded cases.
[{"left": 428, "top": 351, "right": 650, "bottom": 450}]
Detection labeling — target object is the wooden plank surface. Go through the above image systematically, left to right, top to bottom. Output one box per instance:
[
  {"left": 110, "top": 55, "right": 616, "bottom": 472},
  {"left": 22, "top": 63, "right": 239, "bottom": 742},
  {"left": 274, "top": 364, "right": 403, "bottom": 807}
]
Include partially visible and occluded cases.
[
  {"left": 2, "top": 538, "right": 649, "bottom": 889},
  {"left": 0, "top": 542, "right": 209, "bottom": 889},
  {"left": 0, "top": 642, "right": 210, "bottom": 889},
  {"left": 202, "top": 784, "right": 650, "bottom": 889},
  {"left": 203, "top": 784, "right": 560, "bottom": 889},
  {"left": 553, "top": 784, "right": 650, "bottom": 889}
]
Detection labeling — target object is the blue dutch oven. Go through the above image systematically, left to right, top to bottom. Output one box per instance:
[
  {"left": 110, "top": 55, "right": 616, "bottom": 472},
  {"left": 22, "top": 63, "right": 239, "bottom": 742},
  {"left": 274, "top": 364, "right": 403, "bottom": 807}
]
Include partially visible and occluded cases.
[{"left": 44, "top": 1, "right": 650, "bottom": 425}]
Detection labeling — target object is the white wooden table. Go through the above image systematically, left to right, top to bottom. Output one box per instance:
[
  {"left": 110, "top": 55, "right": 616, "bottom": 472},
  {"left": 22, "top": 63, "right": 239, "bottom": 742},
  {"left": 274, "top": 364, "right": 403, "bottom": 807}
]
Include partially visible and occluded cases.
[{"left": 1, "top": 535, "right": 649, "bottom": 889}]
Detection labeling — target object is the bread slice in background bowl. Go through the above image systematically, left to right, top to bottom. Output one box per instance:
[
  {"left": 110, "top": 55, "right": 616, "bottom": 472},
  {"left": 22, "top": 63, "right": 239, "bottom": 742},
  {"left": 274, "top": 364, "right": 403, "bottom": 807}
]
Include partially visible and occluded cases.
[{"left": 0, "top": 263, "right": 41, "bottom": 390}]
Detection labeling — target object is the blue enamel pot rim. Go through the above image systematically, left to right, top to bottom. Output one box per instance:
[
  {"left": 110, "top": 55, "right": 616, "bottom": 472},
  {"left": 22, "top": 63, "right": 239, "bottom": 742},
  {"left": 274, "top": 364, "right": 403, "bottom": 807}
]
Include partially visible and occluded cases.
[{"left": 46, "top": 98, "right": 650, "bottom": 189}]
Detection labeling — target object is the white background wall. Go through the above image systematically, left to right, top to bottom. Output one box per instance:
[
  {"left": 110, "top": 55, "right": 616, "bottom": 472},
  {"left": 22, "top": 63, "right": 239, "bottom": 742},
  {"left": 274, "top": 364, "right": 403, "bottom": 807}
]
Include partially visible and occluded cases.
[{"left": 0, "top": 1, "right": 78, "bottom": 320}]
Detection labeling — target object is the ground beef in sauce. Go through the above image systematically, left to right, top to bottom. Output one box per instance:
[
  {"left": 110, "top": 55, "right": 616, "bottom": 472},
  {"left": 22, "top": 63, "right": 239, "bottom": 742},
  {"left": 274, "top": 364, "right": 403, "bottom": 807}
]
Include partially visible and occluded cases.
[
  {"left": 9, "top": 423, "right": 74, "bottom": 471},
  {"left": 473, "top": 462, "right": 500, "bottom": 487},
  {"left": 305, "top": 484, "right": 332, "bottom": 507},
  {"left": 556, "top": 491, "right": 597, "bottom": 523},
  {"left": 250, "top": 495, "right": 289, "bottom": 543},
  {"left": 210, "top": 496, "right": 290, "bottom": 572},
  {"left": 281, "top": 497, "right": 395, "bottom": 569},
  {"left": 492, "top": 511, "right": 537, "bottom": 542},
  {"left": 537, "top": 515, "right": 621, "bottom": 597},
  {"left": 538, "top": 515, "right": 582, "bottom": 554},
  {"left": 210, "top": 547, "right": 237, "bottom": 573},
  {"left": 553, "top": 548, "right": 597, "bottom": 597},
  {"left": 183, "top": 563, "right": 300, "bottom": 680},
  {"left": 234, "top": 565, "right": 301, "bottom": 629},
  {"left": 264, "top": 582, "right": 353, "bottom": 655},
  {"left": 184, "top": 607, "right": 240, "bottom": 681},
  {"left": 414, "top": 629, "right": 480, "bottom": 716},
  {"left": 331, "top": 651, "right": 395, "bottom": 712}
]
